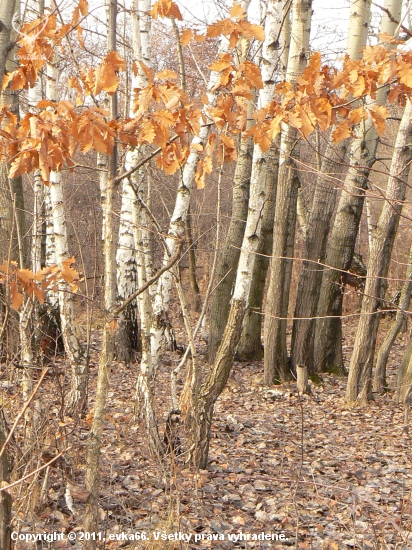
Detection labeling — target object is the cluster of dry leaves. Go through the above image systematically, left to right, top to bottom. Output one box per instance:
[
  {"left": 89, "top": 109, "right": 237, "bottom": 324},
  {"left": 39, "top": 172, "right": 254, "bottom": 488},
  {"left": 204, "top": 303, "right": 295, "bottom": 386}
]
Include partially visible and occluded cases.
[
  {"left": 1, "top": 1, "right": 412, "bottom": 190},
  {"left": 0, "top": 258, "right": 79, "bottom": 310}
]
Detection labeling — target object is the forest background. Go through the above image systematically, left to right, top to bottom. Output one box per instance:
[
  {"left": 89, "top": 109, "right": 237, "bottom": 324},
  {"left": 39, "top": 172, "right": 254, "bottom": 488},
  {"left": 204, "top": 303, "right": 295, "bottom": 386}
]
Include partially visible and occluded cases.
[{"left": 0, "top": 0, "right": 412, "bottom": 547}]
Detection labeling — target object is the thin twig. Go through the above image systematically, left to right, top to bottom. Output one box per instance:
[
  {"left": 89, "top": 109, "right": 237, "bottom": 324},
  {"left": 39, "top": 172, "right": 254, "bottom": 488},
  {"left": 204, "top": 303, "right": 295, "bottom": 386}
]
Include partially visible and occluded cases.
[
  {"left": 0, "top": 368, "right": 49, "bottom": 459},
  {"left": 0, "top": 450, "right": 66, "bottom": 493}
]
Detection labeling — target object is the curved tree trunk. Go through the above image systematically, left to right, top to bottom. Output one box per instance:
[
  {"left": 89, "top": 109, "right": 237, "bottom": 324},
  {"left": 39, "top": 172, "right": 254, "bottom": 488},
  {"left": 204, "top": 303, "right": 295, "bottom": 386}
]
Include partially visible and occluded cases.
[
  {"left": 150, "top": 0, "right": 252, "bottom": 369},
  {"left": 187, "top": 0, "right": 284, "bottom": 468},
  {"left": 346, "top": 100, "right": 412, "bottom": 405},
  {"left": 373, "top": 239, "right": 412, "bottom": 394}
]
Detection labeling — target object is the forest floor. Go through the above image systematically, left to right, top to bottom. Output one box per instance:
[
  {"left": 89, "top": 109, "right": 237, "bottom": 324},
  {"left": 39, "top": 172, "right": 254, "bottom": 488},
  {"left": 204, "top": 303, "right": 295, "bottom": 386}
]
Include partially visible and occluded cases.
[{"left": 6, "top": 316, "right": 412, "bottom": 550}]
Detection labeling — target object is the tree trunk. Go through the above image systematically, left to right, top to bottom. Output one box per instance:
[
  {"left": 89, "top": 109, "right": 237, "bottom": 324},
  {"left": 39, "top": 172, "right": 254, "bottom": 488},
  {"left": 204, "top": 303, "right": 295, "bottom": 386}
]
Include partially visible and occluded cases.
[
  {"left": 0, "top": 0, "right": 25, "bottom": 364},
  {"left": 0, "top": 0, "right": 14, "bottom": 81},
  {"left": 84, "top": 0, "right": 118, "bottom": 543},
  {"left": 115, "top": 0, "right": 152, "bottom": 363},
  {"left": 150, "top": 0, "right": 252, "bottom": 369},
  {"left": 187, "top": 0, "right": 284, "bottom": 468},
  {"left": 233, "top": 0, "right": 283, "bottom": 362},
  {"left": 263, "top": 0, "right": 312, "bottom": 384},
  {"left": 290, "top": 0, "right": 376, "bottom": 375},
  {"left": 314, "top": 0, "right": 402, "bottom": 373},
  {"left": 0, "top": 2, "right": 16, "bottom": 544},
  {"left": 45, "top": 49, "right": 88, "bottom": 415},
  {"left": 346, "top": 100, "right": 412, "bottom": 405},
  {"left": 208, "top": 129, "right": 253, "bottom": 362},
  {"left": 290, "top": 142, "right": 347, "bottom": 374},
  {"left": 236, "top": 143, "right": 279, "bottom": 361},
  {"left": 116, "top": 176, "right": 140, "bottom": 364},
  {"left": 184, "top": 207, "right": 201, "bottom": 312},
  {"left": 373, "top": 239, "right": 412, "bottom": 394},
  {"left": 396, "top": 337, "right": 412, "bottom": 403}
]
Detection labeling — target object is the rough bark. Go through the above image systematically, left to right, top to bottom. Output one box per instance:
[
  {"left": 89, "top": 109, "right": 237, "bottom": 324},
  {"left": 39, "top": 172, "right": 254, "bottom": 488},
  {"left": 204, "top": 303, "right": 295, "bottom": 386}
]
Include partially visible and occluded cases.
[
  {"left": 0, "top": 0, "right": 24, "bottom": 363},
  {"left": 0, "top": 0, "right": 14, "bottom": 81},
  {"left": 84, "top": 0, "right": 118, "bottom": 543},
  {"left": 115, "top": 0, "right": 152, "bottom": 363},
  {"left": 187, "top": 0, "right": 284, "bottom": 468},
  {"left": 233, "top": 0, "right": 283, "bottom": 362},
  {"left": 264, "top": 0, "right": 312, "bottom": 384},
  {"left": 290, "top": 0, "right": 376, "bottom": 375},
  {"left": 314, "top": 0, "right": 402, "bottom": 373},
  {"left": 45, "top": 49, "right": 88, "bottom": 414},
  {"left": 346, "top": 100, "right": 412, "bottom": 405},
  {"left": 208, "top": 116, "right": 253, "bottom": 362},
  {"left": 290, "top": 142, "right": 347, "bottom": 373},
  {"left": 236, "top": 143, "right": 279, "bottom": 361},
  {"left": 373, "top": 239, "right": 412, "bottom": 394},
  {"left": 396, "top": 337, "right": 412, "bottom": 403},
  {"left": 0, "top": 428, "right": 11, "bottom": 550}
]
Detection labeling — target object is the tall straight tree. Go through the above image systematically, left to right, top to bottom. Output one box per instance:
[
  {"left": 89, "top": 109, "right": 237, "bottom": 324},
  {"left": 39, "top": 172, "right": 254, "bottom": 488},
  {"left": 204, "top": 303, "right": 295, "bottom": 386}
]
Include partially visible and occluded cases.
[
  {"left": 0, "top": 0, "right": 25, "bottom": 363},
  {"left": 84, "top": 0, "right": 118, "bottom": 542},
  {"left": 115, "top": 0, "right": 153, "bottom": 364},
  {"left": 127, "top": 0, "right": 164, "bottom": 455},
  {"left": 209, "top": 0, "right": 283, "bottom": 363},
  {"left": 235, "top": 0, "right": 283, "bottom": 361},
  {"left": 263, "top": 0, "right": 312, "bottom": 383},
  {"left": 290, "top": 0, "right": 374, "bottom": 375},
  {"left": 314, "top": 0, "right": 403, "bottom": 373},
  {"left": 0, "top": 1, "right": 16, "bottom": 545},
  {"left": 46, "top": 32, "right": 88, "bottom": 414},
  {"left": 346, "top": 100, "right": 412, "bottom": 404}
]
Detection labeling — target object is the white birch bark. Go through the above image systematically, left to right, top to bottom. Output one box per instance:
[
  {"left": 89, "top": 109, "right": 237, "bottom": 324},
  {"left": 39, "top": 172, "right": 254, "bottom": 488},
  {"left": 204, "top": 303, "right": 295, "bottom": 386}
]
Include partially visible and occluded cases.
[
  {"left": 20, "top": 0, "right": 43, "bottom": 423},
  {"left": 115, "top": 0, "right": 152, "bottom": 363},
  {"left": 150, "top": 0, "right": 252, "bottom": 367},
  {"left": 235, "top": 0, "right": 282, "bottom": 360},
  {"left": 45, "top": 33, "right": 88, "bottom": 413}
]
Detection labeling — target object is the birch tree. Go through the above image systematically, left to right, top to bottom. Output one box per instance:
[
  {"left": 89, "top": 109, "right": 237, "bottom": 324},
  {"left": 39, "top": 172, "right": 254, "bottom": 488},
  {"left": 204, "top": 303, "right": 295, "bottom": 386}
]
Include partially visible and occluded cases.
[
  {"left": 0, "top": 0, "right": 24, "bottom": 363},
  {"left": 84, "top": 0, "right": 119, "bottom": 541},
  {"left": 115, "top": 0, "right": 153, "bottom": 364},
  {"left": 149, "top": 0, "right": 252, "bottom": 369},
  {"left": 46, "top": 46, "right": 88, "bottom": 414}
]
